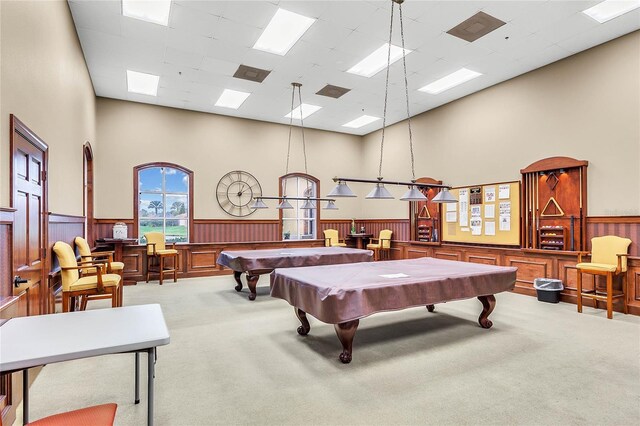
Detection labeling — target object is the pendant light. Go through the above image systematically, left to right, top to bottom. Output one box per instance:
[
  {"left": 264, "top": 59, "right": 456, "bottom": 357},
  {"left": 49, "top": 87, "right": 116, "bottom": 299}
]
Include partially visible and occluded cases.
[
  {"left": 328, "top": 0, "right": 455, "bottom": 203},
  {"left": 250, "top": 82, "right": 338, "bottom": 210}
]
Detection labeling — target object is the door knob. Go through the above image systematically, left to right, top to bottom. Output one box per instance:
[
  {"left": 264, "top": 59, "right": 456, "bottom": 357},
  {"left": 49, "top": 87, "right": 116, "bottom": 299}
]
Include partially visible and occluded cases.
[{"left": 13, "top": 275, "right": 28, "bottom": 287}]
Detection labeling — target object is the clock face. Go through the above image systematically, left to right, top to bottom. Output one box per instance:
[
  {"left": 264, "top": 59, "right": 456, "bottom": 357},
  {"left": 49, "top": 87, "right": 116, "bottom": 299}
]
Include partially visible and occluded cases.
[{"left": 216, "top": 170, "right": 262, "bottom": 217}]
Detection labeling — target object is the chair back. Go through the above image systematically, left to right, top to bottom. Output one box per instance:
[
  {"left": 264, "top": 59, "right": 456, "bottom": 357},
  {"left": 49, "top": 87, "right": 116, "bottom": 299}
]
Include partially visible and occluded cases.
[
  {"left": 323, "top": 229, "right": 339, "bottom": 247},
  {"left": 379, "top": 229, "right": 393, "bottom": 249},
  {"left": 145, "top": 232, "right": 166, "bottom": 254},
  {"left": 74, "top": 236, "right": 92, "bottom": 261},
  {"left": 591, "top": 236, "right": 632, "bottom": 272},
  {"left": 53, "top": 241, "right": 79, "bottom": 291}
]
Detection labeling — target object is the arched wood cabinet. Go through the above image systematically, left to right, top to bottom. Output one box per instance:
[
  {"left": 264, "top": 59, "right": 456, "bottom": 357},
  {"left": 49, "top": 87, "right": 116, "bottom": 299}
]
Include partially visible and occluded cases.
[
  {"left": 521, "top": 157, "right": 588, "bottom": 251},
  {"left": 409, "top": 177, "right": 444, "bottom": 243}
]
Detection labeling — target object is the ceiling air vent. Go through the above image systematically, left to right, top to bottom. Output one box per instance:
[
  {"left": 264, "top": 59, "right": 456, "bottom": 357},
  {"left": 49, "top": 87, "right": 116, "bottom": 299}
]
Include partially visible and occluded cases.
[
  {"left": 447, "top": 11, "right": 506, "bottom": 42},
  {"left": 233, "top": 65, "right": 271, "bottom": 83},
  {"left": 316, "top": 84, "right": 351, "bottom": 99}
]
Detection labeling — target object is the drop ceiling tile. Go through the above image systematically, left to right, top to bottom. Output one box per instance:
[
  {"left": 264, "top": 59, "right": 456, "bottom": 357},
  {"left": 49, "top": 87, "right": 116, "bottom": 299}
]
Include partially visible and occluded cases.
[
  {"left": 69, "top": 0, "right": 122, "bottom": 17},
  {"left": 174, "top": 1, "right": 227, "bottom": 17},
  {"left": 222, "top": 1, "right": 279, "bottom": 28},
  {"left": 278, "top": 1, "right": 329, "bottom": 19},
  {"left": 318, "top": 1, "right": 379, "bottom": 31},
  {"left": 418, "top": 1, "right": 484, "bottom": 33},
  {"left": 479, "top": 1, "right": 544, "bottom": 23},
  {"left": 69, "top": 2, "right": 121, "bottom": 35},
  {"left": 169, "top": 2, "right": 219, "bottom": 37},
  {"left": 557, "top": 12, "right": 640, "bottom": 53},
  {"left": 536, "top": 13, "right": 600, "bottom": 46},
  {"left": 213, "top": 16, "right": 264, "bottom": 48},
  {"left": 120, "top": 17, "right": 168, "bottom": 44},
  {"left": 301, "top": 19, "right": 354, "bottom": 51},
  {"left": 166, "top": 28, "right": 212, "bottom": 56},
  {"left": 499, "top": 32, "right": 555, "bottom": 61},
  {"left": 205, "top": 38, "right": 251, "bottom": 64},
  {"left": 518, "top": 44, "right": 574, "bottom": 70},
  {"left": 164, "top": 47, "right": 204, "bottom": 69},
  {"left": 199, "top": 56, "right": 239, "bottom": 76}
]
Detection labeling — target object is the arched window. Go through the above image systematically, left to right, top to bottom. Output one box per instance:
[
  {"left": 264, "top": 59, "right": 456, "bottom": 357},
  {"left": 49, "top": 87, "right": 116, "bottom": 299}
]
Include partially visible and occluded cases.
[
  {"left": 134, "top": 162, "right": 193, "bottom": 243},
  {"left": 280, "top": 173, "right": 319, "bottom": 240}
]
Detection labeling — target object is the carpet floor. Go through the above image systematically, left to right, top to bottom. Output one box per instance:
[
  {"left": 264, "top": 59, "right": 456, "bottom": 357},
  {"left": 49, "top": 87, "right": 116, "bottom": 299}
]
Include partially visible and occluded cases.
[{"left": 14, "top": 275, "right": 640, "bottom": 425}]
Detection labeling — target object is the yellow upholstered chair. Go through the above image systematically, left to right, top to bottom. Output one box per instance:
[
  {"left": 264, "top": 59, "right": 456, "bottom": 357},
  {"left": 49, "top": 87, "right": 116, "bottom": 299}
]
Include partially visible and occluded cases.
[
  {"left": 323, "top": 229, "right": 347, "bottom": 247},
  {"left": 367, "top": 229, "right": 393, "bottom": 261},
  {"left": 144, "top": 232, "right": 178, "bottom": 285},
  {"left": 74, "top": 236, "right": 124, "bottom": 309},
  {"left": 576, "top": 236, "right": 632, "bottom": 319},
  {"left": 52, "top": 241, "right": 121, "bottom": 312}
]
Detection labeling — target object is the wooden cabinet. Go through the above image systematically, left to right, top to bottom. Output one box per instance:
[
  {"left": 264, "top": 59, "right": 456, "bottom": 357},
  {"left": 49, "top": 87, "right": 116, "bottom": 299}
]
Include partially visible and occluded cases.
[
  {"left": 416, "top": 223, "right": 433, "bottom": 242},
  {"left": 538, "top": 226, "right": 567, "bottom": 250}
]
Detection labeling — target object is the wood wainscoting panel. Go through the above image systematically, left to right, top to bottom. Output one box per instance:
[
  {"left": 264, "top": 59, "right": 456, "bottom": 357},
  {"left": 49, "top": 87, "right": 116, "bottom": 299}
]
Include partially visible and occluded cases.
[
  {"left": 0, "top": 209, "right": 15, "bottom": 301},
  {"left": 48, "top": 213, "right": 85, "bottom": 270},
  {"left": 586, "top": 216, "right": 640, "bottom": 257},
  {"left": 93, "top": 219, "right": 134, "bottom": 243},
  {"left": 357, "top": 219, "right": 410, "bottom": 241},
  {"left": 193, "top": 220, "right": 279, "bottom": 243},
  {"left": 320, "top": 220, "right": 351, "bottom": 242},
  {"left": 406, "top": 247, "right": 430, "bottom": 259},
  {"left": 190, "top": 249, "right": 219, "bottom": 270},
  {"left": 433, "top": 249, "right": 462, "bottom": 262},
  {"left": 123, "top": 252, "right": 142, "bottom": 274},
  {"left": 466, "top": 252, "right": 499, "bottom": 265},
  {"left": 504, "top": 255, "right": 553, "bottom": 295},
  {"left": 630, "top": 264, "right": 640, "bottom": 316}
]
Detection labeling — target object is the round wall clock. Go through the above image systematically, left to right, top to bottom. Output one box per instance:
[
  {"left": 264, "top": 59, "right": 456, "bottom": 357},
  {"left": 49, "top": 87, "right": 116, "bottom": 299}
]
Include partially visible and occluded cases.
[{"left": 216, "top": 170, "right": 262, "bottom": 217}]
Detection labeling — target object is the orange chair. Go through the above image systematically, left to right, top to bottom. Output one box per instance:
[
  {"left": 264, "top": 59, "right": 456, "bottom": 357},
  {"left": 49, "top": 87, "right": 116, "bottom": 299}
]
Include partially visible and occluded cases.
[{"left": 0, "top": 404, "right": 117, "bottom": 426}]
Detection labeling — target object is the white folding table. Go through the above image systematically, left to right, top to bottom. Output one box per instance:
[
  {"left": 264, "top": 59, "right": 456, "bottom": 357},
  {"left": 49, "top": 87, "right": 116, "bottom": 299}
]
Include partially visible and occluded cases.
[{"left": 0, "top": 304, "right": 170, "bottom": 426}]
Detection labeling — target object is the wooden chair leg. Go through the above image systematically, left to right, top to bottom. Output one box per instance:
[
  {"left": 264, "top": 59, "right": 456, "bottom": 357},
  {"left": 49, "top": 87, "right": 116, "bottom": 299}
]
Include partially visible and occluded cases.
[
  {"left": 173, "top": 254, "right": 178, "bottom": 282},
  {"left": 146, "top": 255, "right": 150, "bottom": 283},
  {"left": 159, "top": 256, "right": 164, "bottom": 285},
  {"left": 576, "top": 270, "right": 583, "bottom": 313},
  {"left": 606, "top": 273, "right": 613, "bottom": 319},
  {"left": 623, "top": 274, "right": 628, "bottom": 315},
  {"left": 111, "top": 288, "right": 118, "bottom": 308},
  {"left": 62, "top": 292, "right": 70, "bottom": 313},
  {"left": 80, "top": 296, "right": 88, "bottom": 311}
]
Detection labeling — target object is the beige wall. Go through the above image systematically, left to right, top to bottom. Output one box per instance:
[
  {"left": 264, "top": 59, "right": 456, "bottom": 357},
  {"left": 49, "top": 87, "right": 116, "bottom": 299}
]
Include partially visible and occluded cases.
[
  {"left": 0, "top": 0, "right": 96, "bottom": 216},
  {"left": 361, "top": 31, "right": 640, "bottom": 219},
  {"left": 95, "top": 98, "right": 363, "bottom": 220}
]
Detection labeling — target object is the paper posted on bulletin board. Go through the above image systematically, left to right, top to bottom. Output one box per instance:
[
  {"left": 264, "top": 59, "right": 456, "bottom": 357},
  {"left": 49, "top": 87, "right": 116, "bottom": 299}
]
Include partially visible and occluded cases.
[{"left": 441, "top": 181, "right": 520, "bottom": 246}]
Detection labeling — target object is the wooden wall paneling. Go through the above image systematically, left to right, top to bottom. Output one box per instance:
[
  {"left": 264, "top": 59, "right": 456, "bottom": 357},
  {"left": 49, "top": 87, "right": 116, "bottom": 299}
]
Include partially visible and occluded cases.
[
  {"left": 0, "top": 209, "right": 16, "bottom": 301},
  {"left": 48, "top": 213, "right": 85, "bottom": 269},
  {"left": 93, "top": 219, "right": 134, "bottom": 243},
  {"left": 357, "top": 219, "right": 410, "bottom": 241},
  {"left": 193, "top": 220, "right": 279, "bottom": 243},
  {"left": 319, "top": 220, "right": 351, "bottom": 243},
  {"left": 189, "top": 248, "right": 219, "bottom": 271},
  {"left": 432, "top": 249, "right": 462, "bottom": 262},
  {"left": 466, "top": 252, "right": 499, "bottom": 265},
  {"left": 503, "top": 255, "right": 554, "bottom": 295},
  {"left": 629, "top": 265, "right": 640, "bottom": 315}
]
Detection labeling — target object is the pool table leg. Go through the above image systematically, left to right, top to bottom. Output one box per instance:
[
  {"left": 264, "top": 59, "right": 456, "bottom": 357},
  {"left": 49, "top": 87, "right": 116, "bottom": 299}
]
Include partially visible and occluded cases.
[
  {"left": 233, "top": 271, "right": 243, "bottom": 292},
  {"left": 246, "top": 274, "right": 259, "bottom": 300},
  {"left": 477, "top": 295, "right": 496, "bottom": 329},
  {"left": 426, "top": 304, "right": 435, "bottom": 312},
  {"left": 295, "top": 308, "right": 311, "bottom": 335},
  {"left": 335, "top": 319, "right": 360, "bottom": 364}
]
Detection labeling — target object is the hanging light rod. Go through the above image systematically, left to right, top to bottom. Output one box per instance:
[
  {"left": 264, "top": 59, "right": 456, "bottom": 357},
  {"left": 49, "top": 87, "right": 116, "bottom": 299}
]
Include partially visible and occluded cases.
[
  {"left": 332, "top": 177, "right": 451, "bottom": 189},
  {"left": 251, "top": 196, "right": 338, "bottom": 210}
]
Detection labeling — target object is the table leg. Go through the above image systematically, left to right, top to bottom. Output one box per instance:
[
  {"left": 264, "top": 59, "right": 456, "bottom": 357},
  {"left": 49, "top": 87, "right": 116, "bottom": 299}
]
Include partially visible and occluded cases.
[
  {"left": 233, "top": 271, "right": 243, "bottom": 292},
  {"left": 246, "top": 274, "right": 259, "bottom": 301},
  {"left": 477, "top": 295, "right": 496, "bottom": 329},
  {"left": 426, "top": 304, "right": 435, "bottom": 312},
  {"left": 295, "top": 308, "right": 311, "bottom": 335},
  {"left": 334, "top": 319, "right": 359, "bottom": 364},
  {"left": 147, "top": 347, "right": 156, "bottom": 426},
  {"left": 135, "top": 352, "right": 140, "bottom": 404},
  {"left": 22, "top": 368, "right": 29, "bottom": 425}
]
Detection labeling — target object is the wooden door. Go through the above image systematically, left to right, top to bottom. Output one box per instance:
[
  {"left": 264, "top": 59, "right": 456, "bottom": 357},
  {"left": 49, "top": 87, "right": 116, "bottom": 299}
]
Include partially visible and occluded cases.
[{"left": 10, "top": 115, "right": 48, "bottom": 317}]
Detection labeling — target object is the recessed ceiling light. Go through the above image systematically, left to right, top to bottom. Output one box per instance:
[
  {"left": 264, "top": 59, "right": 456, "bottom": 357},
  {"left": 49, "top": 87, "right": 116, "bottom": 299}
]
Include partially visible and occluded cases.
[
  {"left": 122, "top": 0, "right": 171, "bottom": 26},
  {"left": 582, "top": 0, "right": 640, "bottom": 23},
  {"left": 253, "top": 8, "right": 316, "bottom": 56},
  {"left": 347, "top": 43, "right": 412, "bottom": 78},
  {"left": 418, "top": 68, "right": 482, "bottom": 94},
  {"left": 126, "top": 70, "right": 160, "bottom": 96},
  {"left": 215, "top": 89, "right": 251, "bottom": 109},
  {"left": 285, "top": 104, "right": 322, "bottom": 120},
  {"left": 342, "top": 115, "right": 381, "bottom": 129}
]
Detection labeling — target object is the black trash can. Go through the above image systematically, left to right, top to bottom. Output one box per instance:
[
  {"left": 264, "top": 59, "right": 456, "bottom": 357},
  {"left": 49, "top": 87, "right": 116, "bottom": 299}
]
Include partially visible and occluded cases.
[{"left": 533, "top": 278, "right": 563, "bottom": 303}]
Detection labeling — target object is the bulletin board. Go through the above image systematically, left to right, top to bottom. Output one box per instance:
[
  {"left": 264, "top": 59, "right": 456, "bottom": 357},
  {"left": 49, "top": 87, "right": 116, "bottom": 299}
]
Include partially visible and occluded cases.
[{"left": 441, "top": 181, "right": 520, "bottom": 246}]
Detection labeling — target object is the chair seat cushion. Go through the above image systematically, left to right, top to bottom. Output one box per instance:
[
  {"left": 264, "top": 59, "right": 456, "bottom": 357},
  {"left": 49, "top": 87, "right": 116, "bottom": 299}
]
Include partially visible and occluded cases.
[
  {"left": 331, "top": 243, "right": 347, "bottom": 247},
  {"left": 367, "top": 243, "right": 381, "bottom": 249},
  {"left": 154, "top": 249, "right": 178, "bottom": 255},
  {"left": 576, "top": 262, "right": 617, "bottom": 272},
  {"left": 69, "top": 274, "right": 121, "bottom": 291},
  {"left": 27, "top": 403, "right": 117, "bottom": 426}
]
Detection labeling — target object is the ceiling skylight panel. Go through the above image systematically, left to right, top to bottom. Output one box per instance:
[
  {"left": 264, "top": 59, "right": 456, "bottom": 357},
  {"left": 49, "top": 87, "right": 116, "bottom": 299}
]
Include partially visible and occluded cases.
[
  {"left": 122, "top": 0, "right": 171, "bottom": 26},
  {"left": 582, "top": 0, "right": 640, "bottom": 23},
  {"left": 253, "top": 8, "right": 316, "bottom": 56},
  {"left": 347, "top": 43, "right": 411, "bottom": 78},
  {"left": 418, "top": 68, "right": 482, "bottom": 94},
  {"left": 126, "top": 70, "right": 160, "bottom": 96},
  {"left": 215, "top": 89, "right": 251, "bottom": 109},
  {"left": 284, "top": 104, "right": 322, "bottom": 120},
  {"left": 342, "top": 115, "right": 381, "bottom": 128}
]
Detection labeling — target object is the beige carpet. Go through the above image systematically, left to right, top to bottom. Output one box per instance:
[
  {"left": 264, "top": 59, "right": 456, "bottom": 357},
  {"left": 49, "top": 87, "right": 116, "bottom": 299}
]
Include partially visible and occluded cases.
[{"left": 14, "top": 275, "right": 640, "bottom": 425}]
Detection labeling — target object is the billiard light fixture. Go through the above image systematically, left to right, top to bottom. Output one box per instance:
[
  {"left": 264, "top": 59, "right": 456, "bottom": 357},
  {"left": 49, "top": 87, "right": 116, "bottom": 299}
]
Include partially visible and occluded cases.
[
  {"left": 329, "top": 0, "right": 456, "bottom": 203},
  {"left": 249, "top": 82, "right": 336, "bottom": 210}
]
